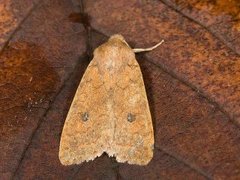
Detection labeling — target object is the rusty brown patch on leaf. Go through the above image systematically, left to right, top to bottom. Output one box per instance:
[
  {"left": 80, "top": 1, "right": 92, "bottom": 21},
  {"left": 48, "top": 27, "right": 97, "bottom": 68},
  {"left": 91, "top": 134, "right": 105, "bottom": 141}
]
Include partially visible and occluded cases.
[
  {"left": 0, "top": 0, "right": 36, "bottom": 51},
  {"left": 175, "top": 0, "right": 240, "bottom": 30},
  {"left": 176, "top": 0, "right": 240, "bottom": 17},
  {"left": 0, "top": 1, "right": 17, "bottom": 49},
  {"left": 0, "top": 42, "right": 59, "bottom": 137}
]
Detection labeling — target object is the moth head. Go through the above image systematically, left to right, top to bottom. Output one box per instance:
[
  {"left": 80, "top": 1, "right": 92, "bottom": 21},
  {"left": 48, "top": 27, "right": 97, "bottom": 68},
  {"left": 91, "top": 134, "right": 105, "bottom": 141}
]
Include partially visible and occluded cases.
[
  {"left": 93, "top": 34, "right": 133, "bottom": 57},
  {"left": 109, "top": 34, "right": 131, "bottom": 48}
]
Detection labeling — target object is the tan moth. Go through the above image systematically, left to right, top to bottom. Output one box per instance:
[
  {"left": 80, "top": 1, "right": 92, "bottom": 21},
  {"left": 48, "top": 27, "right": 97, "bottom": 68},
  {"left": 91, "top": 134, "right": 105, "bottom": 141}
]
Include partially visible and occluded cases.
[{"left": 59, "top": 34, "right": 163, "bottom": 165}]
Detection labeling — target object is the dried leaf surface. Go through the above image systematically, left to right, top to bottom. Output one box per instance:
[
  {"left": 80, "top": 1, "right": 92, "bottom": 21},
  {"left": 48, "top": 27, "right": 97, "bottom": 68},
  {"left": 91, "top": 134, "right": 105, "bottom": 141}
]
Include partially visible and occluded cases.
[{"left": 1, "top": 0, "right": 240, "bottom": 179}]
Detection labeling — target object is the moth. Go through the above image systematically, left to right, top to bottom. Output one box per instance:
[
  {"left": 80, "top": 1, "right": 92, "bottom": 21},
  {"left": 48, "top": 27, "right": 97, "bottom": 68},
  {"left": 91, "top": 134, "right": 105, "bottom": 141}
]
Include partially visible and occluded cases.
[{"left": 59, "top": 34, "right": 163, "bottom": 165}]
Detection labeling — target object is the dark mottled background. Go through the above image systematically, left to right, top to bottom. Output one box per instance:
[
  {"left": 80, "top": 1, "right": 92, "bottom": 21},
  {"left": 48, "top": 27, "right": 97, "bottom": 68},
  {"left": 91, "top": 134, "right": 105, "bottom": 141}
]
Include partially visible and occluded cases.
[{"left": 0, "top": 0, "right": 240, "bottom": 179}]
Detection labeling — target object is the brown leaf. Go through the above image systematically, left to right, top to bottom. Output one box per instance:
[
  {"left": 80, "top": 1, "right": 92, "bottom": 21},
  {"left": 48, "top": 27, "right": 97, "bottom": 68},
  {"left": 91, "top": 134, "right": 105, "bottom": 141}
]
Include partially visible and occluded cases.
[
  {"left": 0, "top": 0, "right": 86, "bottom": 179},
  {"left": 0, "top": 0, "right": 37, "bottom": 51},
  {"left": 1, "top": 0, "right": 240, "bottom": 179}
]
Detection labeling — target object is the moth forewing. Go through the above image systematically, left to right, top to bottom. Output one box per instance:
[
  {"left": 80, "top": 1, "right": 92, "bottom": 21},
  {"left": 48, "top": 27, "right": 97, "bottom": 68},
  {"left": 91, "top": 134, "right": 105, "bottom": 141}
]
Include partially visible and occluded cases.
[{"left": 59, "top": 34, "right": 160, "bottom": 166}]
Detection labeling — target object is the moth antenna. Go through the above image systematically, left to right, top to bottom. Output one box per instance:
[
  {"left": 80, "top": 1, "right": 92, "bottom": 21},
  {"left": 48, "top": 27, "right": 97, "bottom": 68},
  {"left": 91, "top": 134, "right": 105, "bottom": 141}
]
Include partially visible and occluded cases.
[{"left": 133, "top": 39, "right": 164, "bottom": 53}]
